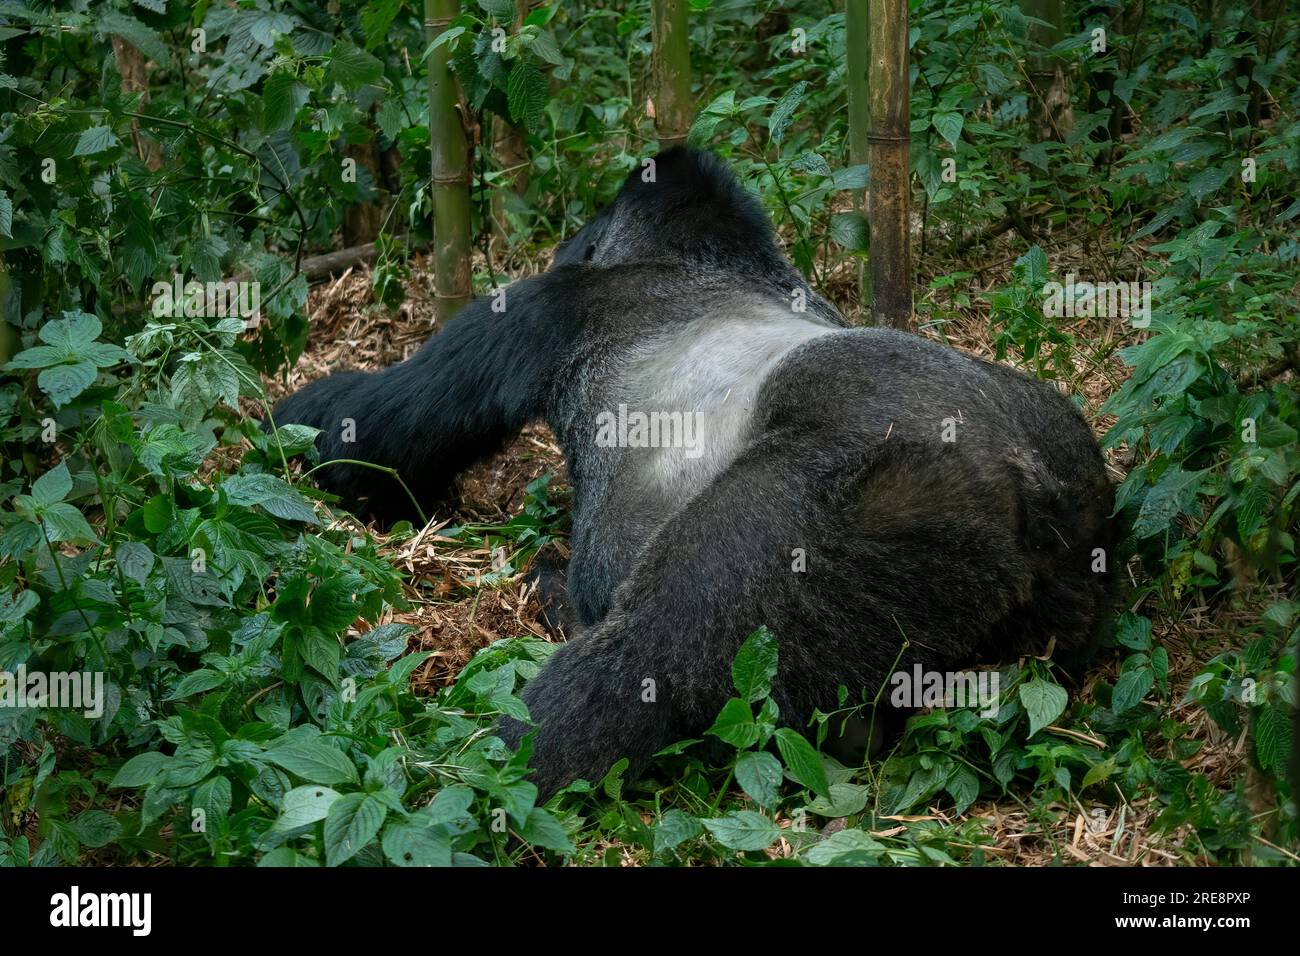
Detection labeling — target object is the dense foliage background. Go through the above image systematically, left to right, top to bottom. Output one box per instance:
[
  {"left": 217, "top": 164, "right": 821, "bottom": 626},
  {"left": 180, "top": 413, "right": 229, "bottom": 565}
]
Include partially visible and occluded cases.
[{"left": 0, "top": 0, "right": 1296, "bottom": 866}]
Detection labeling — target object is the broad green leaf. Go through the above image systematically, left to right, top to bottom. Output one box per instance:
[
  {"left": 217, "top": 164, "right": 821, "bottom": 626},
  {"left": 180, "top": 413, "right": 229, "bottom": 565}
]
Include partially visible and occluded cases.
[
  {"left": 933, "top": 111, "right": 964, "bottom": 147},
  {"left": 73, "top": 126, "right": 120, "bottom": 157},
  {"left": 30, "top": 462, "right": 72, "bottom": 507},
  {"left": 221, "top": 473, "right": 319, "bottom": 524},
  {"left": 731, "top": 626, "right": 778, "bottom": 702},
  {"left": 1112, "top": 665, "right": 1153, "bottom": 714},
  {"left": 1018, "top": 677, "right": 1067, "bottom": 736},
  {"left": 706, "top": 697, "right": 761, "bottom": 748},
  {"left": 774, "top": 728, "right": 830, "bottom": 796},
  {"left": 264, "top": 740, "right": 360, "bottom": 785},
  {"left": 734, "top": 750, "right": 782, "bottom": 807},
  {"left": 111, "top": 752, "right": 171, "bottom": 788},
  {"left": 274, "top": 785, "right": 342, "bottom": 832},
  {"left": 273, "top": 790, "right": 343, "bottom": 832},
  {"left": 324, "top": 792, "right": 387, "bottom": 866},
  {"left": 653, "top": 809, "right": 702, "bottom": 856},
  {"left": 701, "top": 810, "right": 780, "bottom": 852},
  {"left": 382, "top": 819, "right": 452, "bottom": 866},
  {"left": 804, "top": 827, "right": 884, "bottom": 866}
]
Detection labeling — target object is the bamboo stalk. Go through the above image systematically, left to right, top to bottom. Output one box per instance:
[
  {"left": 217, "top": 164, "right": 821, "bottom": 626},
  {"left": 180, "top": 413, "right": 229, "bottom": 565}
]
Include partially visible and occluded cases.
[
  {"left": 425, "top": 0, "right": 473, "bottom": 322},
  {"left": 651, "top": 0, "right": 692, "bottom": 148},
  {"left": 846, "top": 0, "right": 870, "bottom": 314},
  {"left": 867, "top": 0, "right": 913, "bottom": 330},
  {"left": 1024, "top": 0, "right": 1072, "bottom": 141}
]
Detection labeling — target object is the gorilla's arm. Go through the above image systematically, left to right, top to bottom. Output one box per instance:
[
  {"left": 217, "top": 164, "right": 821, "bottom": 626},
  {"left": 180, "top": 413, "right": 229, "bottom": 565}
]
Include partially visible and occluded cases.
[{"left": 271, "top": 267, "right": 586, "bottom": 522}]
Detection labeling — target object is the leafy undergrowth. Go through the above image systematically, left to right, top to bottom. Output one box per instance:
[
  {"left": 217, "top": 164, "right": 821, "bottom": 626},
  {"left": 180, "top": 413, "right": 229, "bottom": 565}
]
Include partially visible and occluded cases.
[{"left": 3, "top": 0, "right": 1298, "bottom": 867}]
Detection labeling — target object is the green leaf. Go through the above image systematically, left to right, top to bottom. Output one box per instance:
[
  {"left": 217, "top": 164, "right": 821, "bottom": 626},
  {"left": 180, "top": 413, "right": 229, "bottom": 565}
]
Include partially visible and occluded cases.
[
  {"left": 361, "top": 0, "right": 404, "bottom": 48},
  {"left": 478, "top": 0, "right": 516, "bottom": 21},
  {"left": 99, "top": 10, "right": 170, "bottom": 64},
  {"left": 329, "top": 44, "right": 384, "bottom": 90},
  {"left": 506, "top": 60, "right": 547, "bottom": 132},
  {"left": 262, "top": 73, "right": 309, "bottom": 132},
  {"left": 768, "top": 81, "right": 806, "bottom": 146},
  {"left": 933, "top": 111, "right": 964, "bottom": 147},
  {"left": 73, "top": 126, "right": 120, "bottom": 157},
  {"left": 829, "top": 211, "right": 869, "bottom": 251},
  {"left": 5, "top": 345, "right": 63, "bottom": 369},
  {"left": 39, "top": 363, "right": 99, "bottom": 407},
  {"left": 30, "top": 462, "right": 72, "bottom": 507},
  {"left": 1133, "top": 466, "right": 1206, "bottom": 539},
  {"left": 221, "top": 474, "right": 319, "bottom": 524},
  {"left": 41, "top": 502, "right": 97, "bottom": 543},
  {"left": 115, "top": 541, "right": 155, "bottom": 584},
  {"left": 1115, "top": 612, "right": 1152, "bottom": 651},
  {"left": 731, "top": 626, "right": 778, "bottom": 702},
  {"left": 1111, "top": 665, "right": 1153, "bottom": 714},
  {"left": 165, "top": 668, "right": 227, "bottom": 700},
  {"left": 1018, "top": 677, "right": 1068, "bottom": 736},
  {"left": 707, "top": 697, "right": 761, "bottom": 748},
  {"left": 1253, "top": 704, "right": 1293, "bottom": 773},
  {"left": 774, "top": 728, "right": 830, "bottom": 796},
  {"left": 264, "top": 741, "right": 360, "bottom": 786},
  {"left": 734, "top": 750, "right": 782, "bottom": 807},
  {"left": 111, "top": 752, "right": 171, "bottom": 788},
  {"left": 273, "top": 785, "right": 342, "bottom": 832},
  {"left": 324, "top": 792, "right": 387, "bottom": 866},
  {"left": 518, "top": 808, "right": 574, "bottom": 853},
  {"left": 68, "top": 809, "right": 122, "bottom": 849},
  {"left": 653, "top": 809, "right": 702, "bottom": 856},
  {"left": 701, "top": 810, "right": 781, "bottom": 851},
  {"left": 382, "top": 819, "right": 452, "bottom": 866},
  {"left": 804, "top": 827, "right": 884, "bottom": 865}
]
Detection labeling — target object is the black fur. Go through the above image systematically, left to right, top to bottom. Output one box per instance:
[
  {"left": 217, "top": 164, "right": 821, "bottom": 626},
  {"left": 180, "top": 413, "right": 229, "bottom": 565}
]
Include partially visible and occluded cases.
[{"left": 273, "top": 148, "right": 1116, "bottom": 799}]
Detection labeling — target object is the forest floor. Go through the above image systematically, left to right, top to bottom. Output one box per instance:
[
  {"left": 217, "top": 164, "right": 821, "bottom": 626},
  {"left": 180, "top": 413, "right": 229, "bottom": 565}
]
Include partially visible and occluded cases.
[{"left": 262, "top": 235, "right": 1263, "bottom": 867}]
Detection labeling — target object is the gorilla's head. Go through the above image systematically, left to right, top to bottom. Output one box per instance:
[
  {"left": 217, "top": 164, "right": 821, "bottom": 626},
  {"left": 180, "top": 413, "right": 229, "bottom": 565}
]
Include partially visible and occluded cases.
[{"left": 552, "top": 148, "right": 785, "bottom": 275}]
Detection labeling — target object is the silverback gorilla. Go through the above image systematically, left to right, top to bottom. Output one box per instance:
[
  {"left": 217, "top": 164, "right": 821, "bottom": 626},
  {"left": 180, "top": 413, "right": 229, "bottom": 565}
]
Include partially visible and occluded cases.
[{"left": 273, "top": 148, "right": 1116, "bottom": 799}]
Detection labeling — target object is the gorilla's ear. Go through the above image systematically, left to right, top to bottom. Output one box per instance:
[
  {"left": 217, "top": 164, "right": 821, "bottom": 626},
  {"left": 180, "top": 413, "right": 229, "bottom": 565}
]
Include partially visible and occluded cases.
[{"left": 552, "top": 206, "right": 613, "bottom": 267}]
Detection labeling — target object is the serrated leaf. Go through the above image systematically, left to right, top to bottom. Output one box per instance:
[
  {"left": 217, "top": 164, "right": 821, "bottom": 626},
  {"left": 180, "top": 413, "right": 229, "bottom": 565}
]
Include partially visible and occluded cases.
[
  {"left": 329, "top": 43, "right": 384, "bottom": 90},
  {"left": 262, "top": 73, "right": 309, "bottom": 132},
  {"left": 768, "top": 81, "right": 806, "bottom": 146},
  {"left": 933, "top": 111, "right": 964, "bottom": 147},
  {"left": 74, "top": 126, "right": 120, "bottom": 157},
  {"left": 38, "top": 362, "right": 98, "bottom": 407},
  {"left": 31, "top": 462, "right": 72, "bottom": 507},
  {"left": 220, "top": 473, "right": 319, "bottom": 524},
  {"left": 41, "top": 502, "right": 97, "bottom": 543},
  {"left": 731, "top": 626, "right": 778, "bottom": 703},
  {"left": 1112, "top": 666, "right": 1153, "bottom": 714},
  {"left": 1018, "top": 677, "right": 1068, "bottom": 736},
  {"left": 1253, "top": 705, "right": 1293, "bottom": 773},
  {"left": 774, "top": 727, "right": 830, "bottom": 796},
  {"left": 264, "top": 741, "right": 360, "bottom": 785},
  {"left": 734, "top": 750, "right": 782, "bottom": 807},
  {"left": 111, "top": 751, "right": 171, "bottom": 788},
  {"left": 273, "top": 785, "right": 342, "bottom": 832},
  {"left": 273, "top": 790, "right": 343, "bottom": 832},
  {"left": 324, "top": 792, "right": 387, "bottom": 866},
  {"left": 518, "top": 807, "right": 573, "bottom": 853},
  {"left": 68, "top": 809, "right": 122, "bottom": 849},
  {"left": 653, "top": 809, "right": 702, "bottom": 856},
  {"left": 701, "top": 810, "right": 780, "bottom": 852},
  {"left": 382, "top": 819, "right": 452, "bottom": 866}
]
